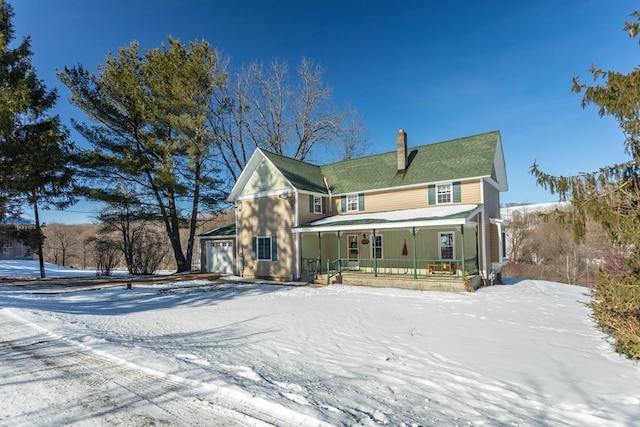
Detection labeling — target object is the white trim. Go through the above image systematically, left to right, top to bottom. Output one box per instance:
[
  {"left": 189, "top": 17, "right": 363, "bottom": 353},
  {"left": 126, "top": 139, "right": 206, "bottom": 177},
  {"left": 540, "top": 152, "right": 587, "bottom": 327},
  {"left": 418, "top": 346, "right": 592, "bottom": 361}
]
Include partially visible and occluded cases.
[
  {"left": 228, "top": 148, "right": 298, "bottom": 202},
  {"left": 227, "top": 149, "right": 263, "bottom": 202},
  {"left": 480, "top": 178, "right": 488, "bottom": 278},
  {"left": 436, "top": 182, "right": 453, "bottom": 205},
  {"left": 237, "top": 188, "right": 292, "bottom": 201},
  {"left": 294, "top": 189, "right": 300, "bottom": 279},
  {"left": 299, "top": 190, "right": 329, "bottom": 198},
  {"left": 346, "top": 193, "right": 359, "bottom": 212},
  {"left": 313, "top": 195, "right": 323, "bottom": 214},
  {"left": 292, "top": 205, "right": 482, "bottom": 234},
  {"left": 490, "top": 217, "right": 505, "bottom": 262},
  {"left": 293, "top": 218, "right": 477, "bottom": 234},
  {"left": 256, "top": 236, "right": 273, "bottom": 261}
]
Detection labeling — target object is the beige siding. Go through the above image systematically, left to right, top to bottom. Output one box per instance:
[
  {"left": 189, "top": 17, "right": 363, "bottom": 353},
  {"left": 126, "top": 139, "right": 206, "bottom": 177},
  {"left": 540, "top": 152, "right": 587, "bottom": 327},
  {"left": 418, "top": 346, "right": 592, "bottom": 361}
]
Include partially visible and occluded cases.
[
  {"left": 241, "top": 159, "right": 291, "bottom": 196},
  {"left": 460, "top": 180, "right": 482, "bottom": 204},
  {"left": 330, "top": 181, "right": 484, "bottom": 215},
  {"left": 331, "top": 187, "right": 427, "bottom": 214},
  {"left": 362, "top": 187, "right": 428, "bottom": 212},
  {"left": 236, "top": 194, "right": 296, "bottom": 280},
  {"left": 298, "top": 194, "right": 330, "bottom": 225}
]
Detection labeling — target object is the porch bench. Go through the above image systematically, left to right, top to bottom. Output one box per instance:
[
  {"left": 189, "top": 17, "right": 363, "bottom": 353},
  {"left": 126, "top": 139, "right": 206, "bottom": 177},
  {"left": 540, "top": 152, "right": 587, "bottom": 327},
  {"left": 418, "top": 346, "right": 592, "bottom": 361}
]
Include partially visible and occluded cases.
[{"left": 428, "top": 262, "right": 455, "bottom": 275}]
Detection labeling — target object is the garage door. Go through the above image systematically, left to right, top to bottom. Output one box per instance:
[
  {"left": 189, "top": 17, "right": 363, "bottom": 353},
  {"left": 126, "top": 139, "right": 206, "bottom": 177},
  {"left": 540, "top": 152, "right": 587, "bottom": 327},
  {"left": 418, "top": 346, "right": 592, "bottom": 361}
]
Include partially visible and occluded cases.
[{"left": 206, "top": 240, "right": 234, "bottom": 274}]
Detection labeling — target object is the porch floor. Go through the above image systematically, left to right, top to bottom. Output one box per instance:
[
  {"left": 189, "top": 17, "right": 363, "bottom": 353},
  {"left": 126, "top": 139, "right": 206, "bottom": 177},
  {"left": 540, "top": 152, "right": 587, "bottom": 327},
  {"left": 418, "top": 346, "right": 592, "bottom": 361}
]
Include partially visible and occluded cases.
[{"left": 314, "top": 272, "right": 483, "bottom": 292}]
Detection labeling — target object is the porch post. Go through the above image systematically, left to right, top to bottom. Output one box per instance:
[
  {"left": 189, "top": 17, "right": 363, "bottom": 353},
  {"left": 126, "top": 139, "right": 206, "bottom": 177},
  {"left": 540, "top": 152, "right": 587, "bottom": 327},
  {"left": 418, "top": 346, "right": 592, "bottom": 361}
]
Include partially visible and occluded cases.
[
  {"left": 460, "top": 225, "right": 466, "bottom": 277},
  {"left": 475, "top": 226, "right": 480, "bottom": 275},
  {"left": 412, "top": 227, "right": 417, "bottom": 279},
  {"left": 372, "top": 229, "right": 377, "bottom": 277},
  {"left": 337, "top": 231, "right": 342, "bottom": 274},
  {"left": 317, "top": 232, "right": 322, "bottom": 273}
]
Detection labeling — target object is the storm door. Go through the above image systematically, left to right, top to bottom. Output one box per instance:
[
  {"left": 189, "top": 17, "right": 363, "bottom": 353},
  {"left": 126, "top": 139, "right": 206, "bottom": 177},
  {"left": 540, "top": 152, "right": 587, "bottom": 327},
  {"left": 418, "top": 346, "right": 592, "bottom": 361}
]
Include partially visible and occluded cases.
[{"left": 347, "top": 234, "right": 360, "bottom": 270}]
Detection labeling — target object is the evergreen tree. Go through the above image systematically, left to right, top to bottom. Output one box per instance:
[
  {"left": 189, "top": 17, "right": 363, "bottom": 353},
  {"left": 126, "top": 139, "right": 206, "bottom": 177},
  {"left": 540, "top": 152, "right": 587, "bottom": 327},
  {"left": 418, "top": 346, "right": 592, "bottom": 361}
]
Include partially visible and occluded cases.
[
  {"left": 0, "top": 0, "right": 75, "bottom": 278},
  {"left": 531, "top": 10, "right": 640, "bottom": 358},
  {"left": 59, "top": 37, "right": 225, "bottom": 272}
]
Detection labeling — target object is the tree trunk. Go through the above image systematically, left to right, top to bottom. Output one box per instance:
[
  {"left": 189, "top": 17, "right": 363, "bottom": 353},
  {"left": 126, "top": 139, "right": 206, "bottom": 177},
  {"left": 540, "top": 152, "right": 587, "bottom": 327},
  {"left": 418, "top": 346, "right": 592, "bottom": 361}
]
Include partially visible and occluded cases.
[
  {"left": 185, "top": 164, "right": 202, "bottom": 272},
  {"left": 166, "top": 193, "right": 188, "bottom": 272},
  {"left": 32, "top": 194, "right": 45, "bottom": 279}
]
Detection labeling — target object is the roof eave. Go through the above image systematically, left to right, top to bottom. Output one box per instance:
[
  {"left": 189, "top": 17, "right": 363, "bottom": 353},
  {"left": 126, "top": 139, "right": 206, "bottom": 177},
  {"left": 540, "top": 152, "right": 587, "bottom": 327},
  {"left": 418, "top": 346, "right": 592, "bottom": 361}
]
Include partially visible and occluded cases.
[{"left": 227, "top": 149, "right": 264, "bottom": 202}]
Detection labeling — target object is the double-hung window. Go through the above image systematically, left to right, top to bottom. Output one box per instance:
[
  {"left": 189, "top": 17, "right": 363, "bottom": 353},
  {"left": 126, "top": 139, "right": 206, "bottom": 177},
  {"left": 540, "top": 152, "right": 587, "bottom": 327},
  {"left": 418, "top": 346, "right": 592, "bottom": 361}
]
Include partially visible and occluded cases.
[
  {"left": 436, "top": 183, "right": 452, "bottom": 204},
  {"left": 346, "top": 193, "right": 359, "bottom": 212},
  {"left": 313, "top": 196, "right": 323, "bottom": 213},
  {"left": 373, "top": 235, "right": 383, "bottom": 259},
  {"left": 252, "top": 236, "right": 277, "bottom": 261},
  {"left": 257, "top": 237, "right": 272, "bottom": 260}
]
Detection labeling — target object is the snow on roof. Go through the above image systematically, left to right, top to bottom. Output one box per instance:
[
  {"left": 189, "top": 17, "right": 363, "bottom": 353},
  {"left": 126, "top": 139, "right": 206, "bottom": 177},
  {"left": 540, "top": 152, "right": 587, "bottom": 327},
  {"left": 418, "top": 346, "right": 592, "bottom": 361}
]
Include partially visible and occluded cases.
[{"left": 293, "top": 204, "right": 481, "bottom": 233}]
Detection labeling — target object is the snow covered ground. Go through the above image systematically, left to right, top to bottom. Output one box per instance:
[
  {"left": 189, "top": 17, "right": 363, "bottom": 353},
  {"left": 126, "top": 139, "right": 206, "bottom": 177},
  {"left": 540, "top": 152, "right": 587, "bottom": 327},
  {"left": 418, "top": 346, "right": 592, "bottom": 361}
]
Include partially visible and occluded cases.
[
  {"left": 0, "top": 259, "right": 129, "bottom": 279},
  {"left": 1, "top": 261, "right": 639, "bottom": 426}
]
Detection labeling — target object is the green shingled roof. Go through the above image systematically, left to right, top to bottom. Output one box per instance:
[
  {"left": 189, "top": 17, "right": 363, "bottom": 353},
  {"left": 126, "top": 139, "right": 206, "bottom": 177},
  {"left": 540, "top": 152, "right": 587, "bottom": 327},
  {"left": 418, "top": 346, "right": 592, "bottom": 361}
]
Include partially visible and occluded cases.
[
  {"left": 261, "top": 131, "right": 500, "bottom": 195},
  {"left": 321, "top": 131, "right": 500, "bottom": 194},
  {"left": 261, "top": 151, "right": 327, "bottom": 193},
  {"left": 197, "top": 223, "right": 236, "bottom": 237}
]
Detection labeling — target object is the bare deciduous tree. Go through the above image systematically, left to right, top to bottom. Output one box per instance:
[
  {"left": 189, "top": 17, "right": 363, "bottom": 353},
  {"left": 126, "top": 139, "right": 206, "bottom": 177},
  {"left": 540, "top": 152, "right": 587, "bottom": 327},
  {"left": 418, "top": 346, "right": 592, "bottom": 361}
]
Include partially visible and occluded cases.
[
  {"left": 209, "top": 56, "right": 368, "bottom": 186},
  {"left": 43, "top": 223, "right": 81, "bottom": 267}
]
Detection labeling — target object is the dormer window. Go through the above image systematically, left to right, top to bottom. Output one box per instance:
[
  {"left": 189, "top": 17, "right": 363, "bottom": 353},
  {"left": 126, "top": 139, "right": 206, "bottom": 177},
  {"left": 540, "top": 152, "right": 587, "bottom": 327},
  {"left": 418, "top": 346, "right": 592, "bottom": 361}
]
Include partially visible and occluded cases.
[{"left": 436, "top": 183, "right": 452, "bottom": 204}]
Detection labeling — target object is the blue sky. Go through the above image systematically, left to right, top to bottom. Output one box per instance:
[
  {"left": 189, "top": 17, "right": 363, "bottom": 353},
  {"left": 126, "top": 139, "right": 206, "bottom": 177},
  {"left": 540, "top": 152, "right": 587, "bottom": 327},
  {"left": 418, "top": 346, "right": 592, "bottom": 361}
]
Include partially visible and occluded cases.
[{"left": 11, "top": 0, "right": 638, "bottom": 224}]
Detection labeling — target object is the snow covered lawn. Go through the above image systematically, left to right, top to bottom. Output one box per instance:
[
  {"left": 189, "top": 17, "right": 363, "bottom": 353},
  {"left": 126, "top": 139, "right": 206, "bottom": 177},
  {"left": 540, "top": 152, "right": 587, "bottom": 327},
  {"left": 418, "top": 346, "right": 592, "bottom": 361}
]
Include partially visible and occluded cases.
[{"left": 1, "top": 262, "right": 639, "bottom": 426}]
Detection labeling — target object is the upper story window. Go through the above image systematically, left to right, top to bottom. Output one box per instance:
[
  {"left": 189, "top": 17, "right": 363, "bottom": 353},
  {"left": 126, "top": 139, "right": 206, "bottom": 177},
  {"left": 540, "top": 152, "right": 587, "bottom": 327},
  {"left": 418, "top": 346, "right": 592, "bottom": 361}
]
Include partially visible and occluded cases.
[
  {"left": 429, "top": 182, "right": 460, "bottom": 205},
  {"left": 436, "top": 183, "right": 452, "bottom": 204},
  {"left": 341, "top": 193, "right": 365, "bottom": 212},
  {"left": 347, "top": 193, "right": 359, "bottom": 212},
  {"left": 309, "top": 195, "right": 326, "bottom": 214},
  {"left": 313, "top": 196, "right": 323, "bottom": 213}
]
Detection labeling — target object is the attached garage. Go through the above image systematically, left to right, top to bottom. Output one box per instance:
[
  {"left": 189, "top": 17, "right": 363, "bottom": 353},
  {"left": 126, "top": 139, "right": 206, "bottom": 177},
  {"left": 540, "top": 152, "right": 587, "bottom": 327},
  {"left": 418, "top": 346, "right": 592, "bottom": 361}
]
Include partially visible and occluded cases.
[{"left": 197, "top": 223, "right": 236, "bottom": 274}]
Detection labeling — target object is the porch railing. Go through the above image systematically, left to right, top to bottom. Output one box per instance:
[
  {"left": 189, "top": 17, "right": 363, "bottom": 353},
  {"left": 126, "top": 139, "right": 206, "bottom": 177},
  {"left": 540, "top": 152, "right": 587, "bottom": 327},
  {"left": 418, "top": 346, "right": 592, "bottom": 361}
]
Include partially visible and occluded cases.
[
  {"left": 301, "top": 257, "right": 322, "bottom": 276},
  {"left": 327, "top": 257, "right": 478, "bottom": 279},
  {"left": 326, "top": 258, "right": 342, "bottom": 285}
]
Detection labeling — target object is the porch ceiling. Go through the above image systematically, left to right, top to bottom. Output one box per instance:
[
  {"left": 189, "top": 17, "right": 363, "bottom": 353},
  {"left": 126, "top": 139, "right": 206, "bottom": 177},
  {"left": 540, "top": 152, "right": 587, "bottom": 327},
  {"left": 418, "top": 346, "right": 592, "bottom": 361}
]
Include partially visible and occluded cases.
[{"left": 292, "top": 204, "right": 481, "bottom": 233}]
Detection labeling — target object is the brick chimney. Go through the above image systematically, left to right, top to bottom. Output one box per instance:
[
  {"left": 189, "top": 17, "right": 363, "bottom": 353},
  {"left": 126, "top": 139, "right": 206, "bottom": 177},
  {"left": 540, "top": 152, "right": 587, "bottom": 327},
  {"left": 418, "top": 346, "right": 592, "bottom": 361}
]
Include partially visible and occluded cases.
[{"left": 397, "top": 129, "right": 407, "bottom": 172}]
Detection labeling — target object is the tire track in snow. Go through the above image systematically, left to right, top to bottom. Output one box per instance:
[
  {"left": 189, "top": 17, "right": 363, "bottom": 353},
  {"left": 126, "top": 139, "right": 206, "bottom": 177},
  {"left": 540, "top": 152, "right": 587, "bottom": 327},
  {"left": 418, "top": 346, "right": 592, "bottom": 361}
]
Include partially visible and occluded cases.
[{"left": 0, "top": 309, "right": 328, "bottom": 427}]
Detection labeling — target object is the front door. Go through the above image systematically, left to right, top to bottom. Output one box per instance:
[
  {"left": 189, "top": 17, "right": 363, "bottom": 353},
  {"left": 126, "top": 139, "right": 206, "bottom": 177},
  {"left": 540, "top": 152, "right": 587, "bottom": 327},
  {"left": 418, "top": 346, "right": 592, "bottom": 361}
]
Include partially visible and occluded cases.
[{"left": 347, "top": 234, "right": 359, "bottom": 270}]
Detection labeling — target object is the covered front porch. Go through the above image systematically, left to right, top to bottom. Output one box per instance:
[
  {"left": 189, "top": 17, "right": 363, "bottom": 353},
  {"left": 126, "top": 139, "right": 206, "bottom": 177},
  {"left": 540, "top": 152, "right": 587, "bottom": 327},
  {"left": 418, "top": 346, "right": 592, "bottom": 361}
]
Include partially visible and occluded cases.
[{"left": 293, "top": 205, "right": 485, "bottom": 291}]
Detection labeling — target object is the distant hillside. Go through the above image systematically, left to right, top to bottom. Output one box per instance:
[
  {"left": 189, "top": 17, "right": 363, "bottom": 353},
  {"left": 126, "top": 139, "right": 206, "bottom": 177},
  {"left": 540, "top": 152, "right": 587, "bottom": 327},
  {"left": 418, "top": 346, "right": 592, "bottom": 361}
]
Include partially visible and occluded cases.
[{"left": 501, "top": 202, "right": 571, "bottom": 222}]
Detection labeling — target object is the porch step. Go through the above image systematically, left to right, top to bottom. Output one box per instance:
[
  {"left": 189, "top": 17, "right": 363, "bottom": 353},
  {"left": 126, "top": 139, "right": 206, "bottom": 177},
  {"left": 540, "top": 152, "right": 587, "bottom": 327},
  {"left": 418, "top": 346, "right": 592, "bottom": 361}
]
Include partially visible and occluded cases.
[{"left": 339, "top": 274, "right": 473, "bottom": 292}]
